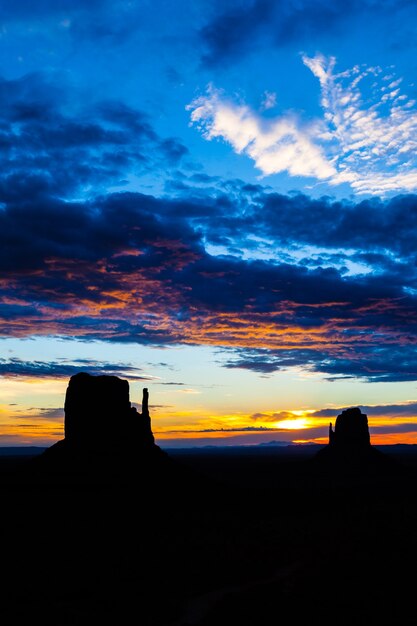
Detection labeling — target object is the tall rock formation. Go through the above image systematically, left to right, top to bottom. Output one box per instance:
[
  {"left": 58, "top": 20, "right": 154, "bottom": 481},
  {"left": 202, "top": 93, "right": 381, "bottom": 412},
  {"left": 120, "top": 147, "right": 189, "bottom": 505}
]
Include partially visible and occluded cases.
[
  {"left": 35, "top": 372, "right": 162, "bottom": 477},
  {"left": 64, "top": 372, "right": 154, "bottom": 451},
  {"left": 314, "top": 406, "right": 396, "bottom": 479},
  {"left": 328, "top": 407, "right": 370, "bottom": 448}
]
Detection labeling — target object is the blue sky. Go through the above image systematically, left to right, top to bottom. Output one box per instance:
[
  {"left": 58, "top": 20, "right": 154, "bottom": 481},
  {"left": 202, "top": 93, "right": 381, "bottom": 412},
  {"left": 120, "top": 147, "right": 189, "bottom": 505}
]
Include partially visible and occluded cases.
[{"left": 1, "top": 0, "right": 417, "bottom": 446}]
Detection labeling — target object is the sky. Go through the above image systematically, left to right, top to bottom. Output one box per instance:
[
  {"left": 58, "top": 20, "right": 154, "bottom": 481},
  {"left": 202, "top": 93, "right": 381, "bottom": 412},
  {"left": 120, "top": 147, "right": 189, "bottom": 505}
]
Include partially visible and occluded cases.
[{"left": 1, "top": 0, "right": 417, "bottom": 447}]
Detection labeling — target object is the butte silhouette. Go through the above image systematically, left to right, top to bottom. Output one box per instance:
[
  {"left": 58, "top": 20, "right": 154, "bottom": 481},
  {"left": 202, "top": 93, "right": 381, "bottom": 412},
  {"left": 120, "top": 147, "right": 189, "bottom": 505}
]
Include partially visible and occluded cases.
[
  {"left": 33, "top": 372, "right": 169, "bottom": 481},
  {"left": 313, "top": 406, "right": 399, "bottom": 480},
  {"left": 328, "top": 407, "right": 370, "bottom": 448}
]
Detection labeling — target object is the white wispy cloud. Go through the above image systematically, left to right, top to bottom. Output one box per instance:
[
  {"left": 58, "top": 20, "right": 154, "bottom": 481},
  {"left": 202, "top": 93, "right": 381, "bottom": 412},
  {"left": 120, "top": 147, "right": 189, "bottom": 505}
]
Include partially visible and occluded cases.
[
  {"left": 303, "top": 54, "right": 417, "bottom": 194},
  {"left": 188, "top": 55, "right": 417, "bottom": 195},
  {"left": 188, "top": 84, "right": 335, "bottom": 181}
]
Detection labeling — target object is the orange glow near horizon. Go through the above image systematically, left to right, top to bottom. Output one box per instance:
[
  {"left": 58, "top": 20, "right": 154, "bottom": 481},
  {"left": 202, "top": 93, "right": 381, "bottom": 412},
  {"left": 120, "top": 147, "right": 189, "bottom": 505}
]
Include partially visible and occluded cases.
[
  {"left": 3, "top": 380, "right": 417, "bottom": 446},
  {"left": 4, "top": 423, "right": 417, "bottom": 446},
  {"left": 294, "top": 432, "right": 417, "bottom": 446},
  {"left": 368, "top": 432, "right": 417, "bottom": 445}
]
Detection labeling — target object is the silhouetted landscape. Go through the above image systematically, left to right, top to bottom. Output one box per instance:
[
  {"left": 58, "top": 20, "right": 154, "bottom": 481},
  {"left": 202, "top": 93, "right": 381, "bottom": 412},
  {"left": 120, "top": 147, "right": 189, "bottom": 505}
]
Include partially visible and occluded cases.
[
  {"left": 3, "top": 1, "right": 417, "bottom": 623},
  {"left": 2, "top": 373, "right": 417, "bottom": 625}
]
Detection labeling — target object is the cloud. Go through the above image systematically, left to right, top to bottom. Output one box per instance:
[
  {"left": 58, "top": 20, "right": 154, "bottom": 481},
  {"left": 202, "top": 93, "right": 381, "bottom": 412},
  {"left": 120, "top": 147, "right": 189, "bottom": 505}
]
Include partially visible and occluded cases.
[
  {"left": 200, "top": 0, "right": 417, "bottom": 66},
  {"left": 200, "top": 0, "right": 274, "bottom": 67},
  {"left": 302, "top": 54, "right": 417, "bottom": 194},
  {"left": 188, "top": 56, "right": 417, "bottom": 194},
  {"left": 0, "top": 73, "right": 188, "bottom": 203},
  {"left": 1, "top": 73, "right": 417, "bottom": 383},
  {"left": 188, "top": 86, "right": 336, "bottom": 180},
  {"left": 260, "top": 91, "right": 277, "bottom": 111},
  {"left": 2, "top": 186, "right": 417, "bottom": 381},
  {"left": 185, "top": 190, "right": 417, "bottom": 266},
  {"left": 221, "top": 343, "right": 417, "bottom": 383},
  {"left": 0, "top": 358, "right": 153, "bottom": 380},
  {"left": 157, "top": 382, "right": 186, "bottom": 386},
  {"left": 312, "top": 401, "right": 417, "bottom": 418},
  {"left": 9, "top": 407, "right": 65, "bottom": 421},
  {"left": 34, "top": 408, "right": 64, "bottom": 420},
  {"left": 251, "top": 411, "right": 304, "bottom": 422},
  {"left": 157, "top": 426, "right": 282, "bottom": 433}
]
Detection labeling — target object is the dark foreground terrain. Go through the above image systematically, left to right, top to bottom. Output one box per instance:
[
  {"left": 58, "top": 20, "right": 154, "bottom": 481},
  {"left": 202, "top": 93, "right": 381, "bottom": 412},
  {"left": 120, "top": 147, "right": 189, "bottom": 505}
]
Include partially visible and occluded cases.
[{"left": 1, "top": 444, "right": 417, "bottom": 625}]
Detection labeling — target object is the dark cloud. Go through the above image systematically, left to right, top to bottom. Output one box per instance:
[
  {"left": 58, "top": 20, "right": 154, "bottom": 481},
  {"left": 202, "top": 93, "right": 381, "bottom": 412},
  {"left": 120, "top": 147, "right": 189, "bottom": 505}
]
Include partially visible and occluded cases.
[
  {"left": 200, "top": 0, "right": 417, "bottom": 66},
  {"left": 200, "top": 0, "right": 274, "bottom": 67},
  {"left": 0, "top": 74, "right": 187, "bottom": 203},
  {"left": 189, "top": 173, "right": 221, "bottom": 184},
  {"left": 156, "top": 178, "right": 417, "bottom": 274},
  {"left": 2, "top": 183, "right": 417, "bottom": 379},
  {"left": 180, "top": 189, "right": 417, "bottom": 266},
  {"left": 257, "top": 193, "right": 417, "bottom": 259},
  {"left": 222, "top": 344, "right": 417, "bottom": 383},
  {"left": 313, "top": 347, "right": 417, "bottom": 382},
  {"left": 224, "top": 353, "right": 283, "bottom": 374},
  {"left": 0, "top": 358, "right": 152, "bottom": 380},
  {"left": 157, "top": 382, "right": 187, "bottom": 386},
  {"left": 312, "top": 402, "right": 417, "bottom": 418},
  {"left": 10, "top": 407, "right": 64, "bottom": 421},
  {"left": 36, "top": 408, "right": 64, "bottom": 420},
  {"left": 251, "top": 411, "right": 300, "bottom": 421},
  {"left": 369, "top": 423, "right": 417, "bottom": 434},
  {"left": 15, "top": 424, "right": 56, "bottom": 429},
  {"left": 159, "top": 426, "right": 280, "bottom": 433}
]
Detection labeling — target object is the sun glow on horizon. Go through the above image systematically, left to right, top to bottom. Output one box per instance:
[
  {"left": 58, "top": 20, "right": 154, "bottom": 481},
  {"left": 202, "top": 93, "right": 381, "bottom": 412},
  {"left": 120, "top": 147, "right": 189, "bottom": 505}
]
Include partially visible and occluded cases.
[{"left": 3, "top": 370, "right": 417, "bottom": 447}]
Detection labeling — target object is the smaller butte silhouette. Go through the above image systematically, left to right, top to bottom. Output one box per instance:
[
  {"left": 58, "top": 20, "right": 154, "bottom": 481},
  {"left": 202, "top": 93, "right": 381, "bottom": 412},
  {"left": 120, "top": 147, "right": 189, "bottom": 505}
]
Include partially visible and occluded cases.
[
  {"left": 35, "top": 372, "right": 166, "bottom": 478},
  {"left": 314, "top": 406, "right": 397, "bottom": 478},
  {"left": 328, "top": 407, "right": 370, "bottom": 449}
]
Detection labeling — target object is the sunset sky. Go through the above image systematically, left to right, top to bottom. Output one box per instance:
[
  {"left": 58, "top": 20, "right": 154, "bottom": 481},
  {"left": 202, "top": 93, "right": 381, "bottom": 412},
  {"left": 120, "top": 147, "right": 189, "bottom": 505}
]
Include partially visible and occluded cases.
[{"left": 2, "top": 0, "right": 417, "bottom": 447}]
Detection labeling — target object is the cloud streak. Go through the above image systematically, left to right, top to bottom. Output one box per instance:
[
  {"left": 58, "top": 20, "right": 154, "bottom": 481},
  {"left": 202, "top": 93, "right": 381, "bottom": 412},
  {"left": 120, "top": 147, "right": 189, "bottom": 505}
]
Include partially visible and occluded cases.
[
  {"left": 0, "top": 358, "right": 154, "bottom": 380},
  {"left": 312, "top": 401, "right": 417, "bottom": 418}
]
